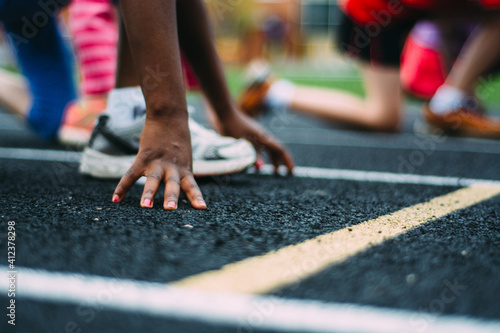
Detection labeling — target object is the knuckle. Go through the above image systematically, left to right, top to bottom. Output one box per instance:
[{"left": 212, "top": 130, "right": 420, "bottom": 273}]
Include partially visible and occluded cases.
[
  {"left": 139, "top": 150, "right": 156, "bottom": 162},
  {"left": 125, "top": 167, "right": 138, "bottom": 178},
  {"left": 148, "top": 172, "right": 162, "bottom": 180},
  {"left": 167, "top": 176, "right": 181, "bottom": 185},
  {"left": 114, "top": 184, "right": 125, "bottom": 195},
  {"left": 143, "top": 189, "right": 155, "bottom": 196},
  {"left": 166, "top": 193, "right": 178, "bottom": 201}
]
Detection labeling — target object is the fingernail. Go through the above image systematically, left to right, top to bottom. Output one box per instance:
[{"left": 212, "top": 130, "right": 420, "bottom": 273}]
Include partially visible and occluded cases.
[
  {"left": 255, "top": 158, "right": 264, "bottom": 170},
  {"left": 112, "top": 195, "right": 119, "bottom": 203},
  {"left": 143, "top": 199, "right": 152, "bottom": 207},
  {"left": 166, "top": 201, "right": 176, "bottom": 209},
  {"left": 198, "top": 201, "right": 206, "bottom": 207}
]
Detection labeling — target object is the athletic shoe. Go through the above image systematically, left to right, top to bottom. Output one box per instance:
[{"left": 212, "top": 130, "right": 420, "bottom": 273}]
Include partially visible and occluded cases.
[
  {"left": 238, "top": 62, "right": 273, "bottom": 117},
  {"left": 58, "top": 96, "right": 107, "bottom": 147},
  {"left": 422, "top": 102, "right": 500, "bottom": 138},
  {"left": 80, "top": 112, "right": 257, "bottom": 178}
]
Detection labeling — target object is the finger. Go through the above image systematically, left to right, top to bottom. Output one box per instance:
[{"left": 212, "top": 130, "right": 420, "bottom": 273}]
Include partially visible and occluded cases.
[
  {"left": 259, "top": 135, "right": 294, "bottom": 175},
  {"left": 279, "top": 149, "right": 295, "bottom": 175},
  {"left": 254, "top": 153, "right": 265, "bottom": 172},
  {"left": 272, "top": 159, "right": 280, "bottom": 176},
  {"left": 113, "top": 166, "right": 142, "bottom": 203},
  {"left": 140, "top": 168, "right": 163, "bottom": 208},
  {"left": 163, "top": 171, "right": 181, "bottom": 211},
  {"left": 180, "top": 174, "right": 206, "bottom": 210}
]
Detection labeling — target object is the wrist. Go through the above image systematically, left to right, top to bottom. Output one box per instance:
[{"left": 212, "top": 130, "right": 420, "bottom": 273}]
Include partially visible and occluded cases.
[
  {"left": 145, "top": 100, "right": 189, "bottom": 123},
  {"left": 215, "top": 102, "right": 238, "bottom": 124}
]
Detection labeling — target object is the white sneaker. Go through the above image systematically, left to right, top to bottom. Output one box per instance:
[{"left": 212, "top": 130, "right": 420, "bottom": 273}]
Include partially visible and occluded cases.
[{"left": 80, "top": 109, "right": 256, "bottom": 178}]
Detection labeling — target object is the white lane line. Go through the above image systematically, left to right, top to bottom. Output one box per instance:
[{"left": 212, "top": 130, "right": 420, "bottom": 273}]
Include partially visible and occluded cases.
[
  {"left": 269, "top": 127, "right": 500, "bottom": 155},
  {"left": 277, "top": 135, "right": 500, "bottom": 155},
  {"left": 0, "top": 147, "right": 81, "bottom": 163},
  {"left": 1, "top": 147, "right": 500, "bottom": 187},
  {"left": 253, "top": 165, "right": 500, "bottom": 187},
  {"left": 2, "top": 266, "right": 499, "bottom": 333}
]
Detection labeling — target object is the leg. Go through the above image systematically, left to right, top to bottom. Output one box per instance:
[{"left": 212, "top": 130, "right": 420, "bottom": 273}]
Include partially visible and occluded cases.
[
  {"left": 60, "top": 0, "right": 119, "bottom": 146},
  {"left": 69, "top": 0, "right": 118, "bottom": 96},
  {"left": 2, "top": 9, "right": 76, "bottom": 139},
  {"left": 240, "top": 11, "right": 407, "bottom": 132},
  {"left": 425, "top": 18, "right": 500, "bottom": 138},
  {"left": 446, "top": 18, "right": 500, "bottom": 93},
  {"left": 289, "top": 64, "right": 402, "bottom": 131},
  {"left": 0, "top": 67, "right": 31, "bottom": 116}
]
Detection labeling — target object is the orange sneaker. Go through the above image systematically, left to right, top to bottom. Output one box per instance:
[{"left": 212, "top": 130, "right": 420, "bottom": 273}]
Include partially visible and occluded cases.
[
  {"left": 238, "top": 62, "right": 273, "bottom": 117},
  {"left": 58, "top": 96, "right": 107, "bottom": 147},
  {"left": 422, "top": 102, "right": 500, "bottom": 139}
]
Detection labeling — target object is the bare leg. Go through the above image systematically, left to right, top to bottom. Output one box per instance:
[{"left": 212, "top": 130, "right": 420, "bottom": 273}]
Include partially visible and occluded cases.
[
  {"left": 446, "top": 18, "right": 500, "bottom": 93},
  {"left": 289, "top": 64, "right": 402, "bottom": 131},
  {"left": 0, "top": 68, "right": 31, "bottom": 116}
]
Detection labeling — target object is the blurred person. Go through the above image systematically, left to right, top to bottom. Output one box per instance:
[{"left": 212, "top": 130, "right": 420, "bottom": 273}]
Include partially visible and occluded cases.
[
  {"left": 0, "top": 0, "right": 76, "bottom": 140},
  {"left": 58, "top": 0, "right": 119, "bottom": 146},
  {"left": 80, "top": 0, "right": 294, "bottom": 210},
  {"left": 239, "top": 1, "right": 500, "bottom": 138},
  {"left": 239, "top": 12, "right": 416, "bottom": 133},
  {"left": 424, "top": 18, "right": 500, "bottom": 137},
  {"left": 400, "top": 21, "right": 473, "bottom": 99},
  {"left": 0, "top": 29, "right": 31, "bottom": 115},
  {"left": 0, "top": 66, "right": 30, "bottom": 117}
]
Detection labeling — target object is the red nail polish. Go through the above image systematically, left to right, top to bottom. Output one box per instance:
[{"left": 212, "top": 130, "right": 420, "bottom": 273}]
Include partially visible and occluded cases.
[
  {"left": 255, "top": 159, "right": 264, "bottom": 170},
  {"left": 112, "top": 195, "right": 119, "bottom": 203},
  {"left": 144, "top": 199, "right": 152, "bottom": 207},
  {"left": 166, "top": 201, "right": 176, "bottom": 209}
]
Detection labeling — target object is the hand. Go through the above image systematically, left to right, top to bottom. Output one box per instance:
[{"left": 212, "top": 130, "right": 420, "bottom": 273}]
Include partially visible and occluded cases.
[
  {"left": 220, "top": 110, "right": 294, "bottom": 175},
  {"left": 112, "top": 115, "right": 207, "bottom": 210}
]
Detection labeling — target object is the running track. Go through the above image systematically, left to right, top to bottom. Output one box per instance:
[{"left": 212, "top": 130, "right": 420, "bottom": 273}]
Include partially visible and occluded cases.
[{"left": 1, "top": 101, "right": 500, "bottom": 333}]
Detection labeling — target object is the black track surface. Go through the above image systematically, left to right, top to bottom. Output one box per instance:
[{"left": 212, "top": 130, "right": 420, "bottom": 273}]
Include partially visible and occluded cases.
[{"left": 1, "top": 102, "right": 500, "bottom": 332}]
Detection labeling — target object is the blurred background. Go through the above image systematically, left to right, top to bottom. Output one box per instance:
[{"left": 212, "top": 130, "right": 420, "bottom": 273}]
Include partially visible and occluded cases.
[
  {"left": 0, "top": 0, "right": 375, "bottom": 108},
  {"left": 2, "top": 0, "right": 500, "bottom": 123},
  {"left": 203, "top": 0, "right": 500, "bottom": 108},
  {"left": 206, "top": 0, "right": 365, "bottom": 99}
]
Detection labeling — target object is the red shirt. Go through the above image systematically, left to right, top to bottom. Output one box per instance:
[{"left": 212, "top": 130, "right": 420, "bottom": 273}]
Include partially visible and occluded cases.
[{"left": 341, "top": 0, "right": 500, "bottom": 26}]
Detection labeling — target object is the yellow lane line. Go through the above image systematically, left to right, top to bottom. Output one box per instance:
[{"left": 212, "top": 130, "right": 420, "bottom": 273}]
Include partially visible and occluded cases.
[{"left": 172, "top": 185, "right": 500, "bottom": 294}]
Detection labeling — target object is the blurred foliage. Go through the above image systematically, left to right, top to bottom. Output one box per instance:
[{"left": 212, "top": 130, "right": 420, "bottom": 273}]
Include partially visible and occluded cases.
[{"left": 208, "top": 0, "right": 260, "bottom": 37}]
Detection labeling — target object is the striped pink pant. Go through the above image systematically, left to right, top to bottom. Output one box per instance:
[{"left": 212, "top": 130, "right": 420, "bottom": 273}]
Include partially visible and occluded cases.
[{"left": 69, "top": 0, "right": 118, "bottom": 96}]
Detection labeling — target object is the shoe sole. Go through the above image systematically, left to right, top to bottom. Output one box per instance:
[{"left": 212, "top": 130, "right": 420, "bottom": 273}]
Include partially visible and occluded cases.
[
  {"left": 422, "top": 103, "right": 500, "bottom": 139},
  {"left": 58, "top": 126, "right": 92, "bottom": 148},
  {"left": 80, "top": 147, "right": 257, "bottom": 178}
]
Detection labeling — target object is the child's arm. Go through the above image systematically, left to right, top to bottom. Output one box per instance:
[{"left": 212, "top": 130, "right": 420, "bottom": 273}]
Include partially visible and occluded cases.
[
  {"left": 112, "top": 0, "right": 205, "bottom": 210},
  {"left": 176, "top": 0, "right": 294, "bottom": 174}
]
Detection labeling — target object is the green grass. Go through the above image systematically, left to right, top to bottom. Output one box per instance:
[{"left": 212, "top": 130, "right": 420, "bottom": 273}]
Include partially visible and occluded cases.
[
  {"left": 224, "top": 65, "right": 364, "bottom": 97},
  {"left": 225, "top": 65, "right": 500, "bottom": 111}
]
